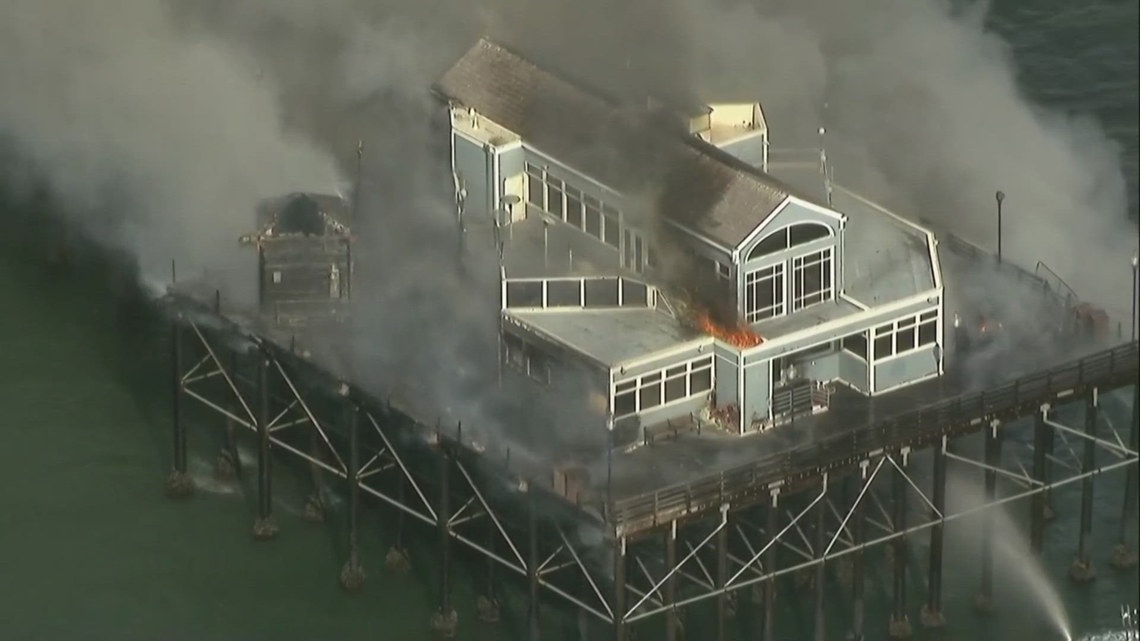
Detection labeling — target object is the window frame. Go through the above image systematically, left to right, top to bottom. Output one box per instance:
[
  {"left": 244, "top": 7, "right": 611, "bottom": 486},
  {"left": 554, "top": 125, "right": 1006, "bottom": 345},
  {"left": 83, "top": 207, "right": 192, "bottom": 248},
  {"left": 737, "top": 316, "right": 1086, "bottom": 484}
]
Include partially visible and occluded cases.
[{"left": 612, "top": 355, "right": 714, "bottom": 419}]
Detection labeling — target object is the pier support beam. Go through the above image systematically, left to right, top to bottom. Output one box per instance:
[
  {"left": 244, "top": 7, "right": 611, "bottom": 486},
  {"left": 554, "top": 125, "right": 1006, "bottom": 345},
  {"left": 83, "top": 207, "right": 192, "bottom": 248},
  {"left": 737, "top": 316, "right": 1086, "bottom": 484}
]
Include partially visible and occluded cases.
[
  {"left": 165, "top": 317, "right": 193, "bottom": 499},
  {"left": 252, "top": 357, "right": 278, "bottom": 541},
  {"left": 1111, "top": 383, "right": 1140, "bottom": 570},
  {"left": 1070, "top": 388, "right": 1098, "bottom": 583},
  {"left": 339, "top": 402, "right": 365, "bottom": 592},
  {"left": 1030, "top": 407, "right": 1049, "bottom": 556},
  {"left": 975, "top": 423, "right": 1001, "bottom": 613},
  {"left": 301, "top": 427, "right": 325, "bottom": 523},
  {"left": 922, "top": 442, "right": 947, "bottom": 628},
  {"left": 430, "top": 447, "right": 458, "bottom": 638},
  {"left": 888, "top": 457, "right": 911, "bottom": 639},
  {"left": 851, "top": 470, "right": 868, "bottom": 641},
  {"left": 385, "top": 476, "right": 411, "bottom": 574},
  {"left": 813, "top": 486, "right": 827, "bottom": 641},
  {"left": 528, "top": 492, "right": 540, "bottom": 641},
  {"left": 763, "top": 500, "right": 780, "bottom": 641},
  {"left": 716, "top": 509, "right": 729, "bottom": 641},
  {"left": 476, "top": 516, "right": 500, "bottom": 623},
  {"left": 665, "top": 522, "right": 681, "bottom": 641},
  {"left": 613, "top": 536, "right": 628, "bottom": 641}
]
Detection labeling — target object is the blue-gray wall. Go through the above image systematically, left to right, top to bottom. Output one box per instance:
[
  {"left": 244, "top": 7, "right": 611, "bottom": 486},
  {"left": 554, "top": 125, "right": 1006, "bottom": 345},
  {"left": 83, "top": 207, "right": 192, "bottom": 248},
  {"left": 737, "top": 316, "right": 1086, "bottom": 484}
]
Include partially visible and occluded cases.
[
  {"left": 453, "top": 132, "right": 491, "bottom": 218},
  {"left": 717, "top": 133, "right": 767, "bottom": 170},
  {"left": 873, "top": 344, "right": 938, "bottom": 393},
  {"left": 714, "top": 345, "right": 739, "bottom": 406},
  {"left": 838, "top": 350, "right": 869, "bottom": 392},
  {"left": 741, "top": 362, "right": 771, "bottom": 429}
]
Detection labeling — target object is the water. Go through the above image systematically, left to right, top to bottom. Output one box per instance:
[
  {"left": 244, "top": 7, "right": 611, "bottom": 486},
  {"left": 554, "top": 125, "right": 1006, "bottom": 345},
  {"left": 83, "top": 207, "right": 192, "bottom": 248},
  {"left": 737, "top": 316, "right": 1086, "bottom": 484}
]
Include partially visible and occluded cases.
[{"left": 0, "top": 1, "right": 1137, "bottom": 640}]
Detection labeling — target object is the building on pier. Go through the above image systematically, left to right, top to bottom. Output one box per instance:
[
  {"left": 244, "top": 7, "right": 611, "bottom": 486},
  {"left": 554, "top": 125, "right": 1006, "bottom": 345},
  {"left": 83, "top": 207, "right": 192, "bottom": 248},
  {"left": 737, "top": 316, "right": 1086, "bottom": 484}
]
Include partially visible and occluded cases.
[{"left": 433, "top": 38, "right": 945, "bottom": 443}]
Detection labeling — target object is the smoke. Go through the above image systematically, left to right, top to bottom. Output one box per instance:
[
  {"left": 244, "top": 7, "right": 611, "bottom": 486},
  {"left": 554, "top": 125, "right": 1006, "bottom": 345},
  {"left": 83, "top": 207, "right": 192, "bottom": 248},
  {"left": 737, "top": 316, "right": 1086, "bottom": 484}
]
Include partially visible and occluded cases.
[
  {"left": 0, "top": 0, "right": 344, "bottom": 304},
  {"left": 1, "top": 0, "right": 1135, "bottom": 473}
]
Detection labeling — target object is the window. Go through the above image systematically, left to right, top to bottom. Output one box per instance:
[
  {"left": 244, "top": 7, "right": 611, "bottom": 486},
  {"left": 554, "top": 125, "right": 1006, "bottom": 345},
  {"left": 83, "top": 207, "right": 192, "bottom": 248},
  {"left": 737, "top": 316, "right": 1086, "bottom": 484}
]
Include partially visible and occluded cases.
[
  {"left": 526, "top": 163, "right": 544, "bottom": 208},
  {"left": 546, "top": 178, "right": 564, "bottom": 218},
  {"left": 565, "top": 186, "right": 583, "bottom": 228},
  {"left": 585, "top": 206, "right": 602, "bottom": 239},
  {"left": 602, "top": 208, "right": 620, "bottom": 247},
  {"left": 747, "top": 223, "right": 832, "bottom": 261},
  {"left": 791, "top": 248, "right": 833, "bottom": 311},
  {"left": 715, "top": 261, "right": 731, "bottom": 280},
  {"left": 744, "top": 264, "right": 785, "bottom": 323},
  {"left": 272, "top": 271, "right": 282, "bottom": 284},
  {"left": 871, "top": 309, "right": 939, "bottom": 360},
  {"left": 503, "top": 332, "right": 552, "bottom": 384},
  {"left": 843, "top": 332, "right": 868, "bottom": 360},
  {"left": 612, "top": 356, "right": 713, "bottom": 419}
]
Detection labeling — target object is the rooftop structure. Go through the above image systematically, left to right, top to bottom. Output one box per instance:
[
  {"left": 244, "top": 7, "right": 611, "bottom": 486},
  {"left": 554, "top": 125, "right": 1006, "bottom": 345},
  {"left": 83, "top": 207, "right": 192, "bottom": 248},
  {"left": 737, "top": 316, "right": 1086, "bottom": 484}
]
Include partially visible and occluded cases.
[{"left": 434, "top": 38, "right": 944, "bottom": 442}]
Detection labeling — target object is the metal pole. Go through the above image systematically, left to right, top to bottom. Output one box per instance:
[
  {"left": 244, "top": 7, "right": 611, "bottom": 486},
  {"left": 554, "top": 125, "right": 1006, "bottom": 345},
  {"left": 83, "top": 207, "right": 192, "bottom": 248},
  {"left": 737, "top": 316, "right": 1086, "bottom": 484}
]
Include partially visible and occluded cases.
[
  {"left": 995, "top": 190, "right": 1005, "bottom": 265},
  {"left": 252, "top": 357, "right": 277, "bottom": 541},
  {"left": 1071, "top": 388, "right": 1099, "bottom": 582},
  {"left": 340, "top": 402, "right": 365, "bottom": 591},
  {"left": 976, "top": 424, "right": 1000, "bottom": 612},
  {"left": 923, "top": 443, "right": 947, "bottom": 628}
]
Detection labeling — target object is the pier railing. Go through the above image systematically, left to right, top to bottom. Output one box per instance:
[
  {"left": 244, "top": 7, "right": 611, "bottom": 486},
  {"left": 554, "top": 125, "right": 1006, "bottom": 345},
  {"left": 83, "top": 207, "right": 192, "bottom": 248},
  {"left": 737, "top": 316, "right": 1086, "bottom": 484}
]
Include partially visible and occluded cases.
[{"left": 608, "top": 340, "right": 1140, "bottom": 533}]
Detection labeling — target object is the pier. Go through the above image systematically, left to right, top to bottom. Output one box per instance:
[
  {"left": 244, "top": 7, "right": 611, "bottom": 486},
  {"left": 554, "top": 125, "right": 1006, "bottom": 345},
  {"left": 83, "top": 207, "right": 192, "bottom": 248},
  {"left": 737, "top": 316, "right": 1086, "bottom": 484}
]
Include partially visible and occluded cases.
[{"left": 161, "top": 276, "right": 1138, "bottom": 640}]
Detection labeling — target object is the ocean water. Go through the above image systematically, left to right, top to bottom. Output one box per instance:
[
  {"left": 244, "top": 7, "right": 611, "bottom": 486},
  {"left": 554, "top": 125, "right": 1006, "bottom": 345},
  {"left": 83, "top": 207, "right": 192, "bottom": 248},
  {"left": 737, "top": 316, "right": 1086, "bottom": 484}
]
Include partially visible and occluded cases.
[{"left": 0, "top": 1, "right": 1137, "bottom": 640}]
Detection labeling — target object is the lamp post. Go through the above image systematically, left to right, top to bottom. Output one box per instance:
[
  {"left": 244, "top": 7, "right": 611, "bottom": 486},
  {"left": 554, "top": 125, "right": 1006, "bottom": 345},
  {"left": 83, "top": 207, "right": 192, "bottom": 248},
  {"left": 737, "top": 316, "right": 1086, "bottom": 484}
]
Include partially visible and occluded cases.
[
  {"left": 995, "top": 191, "right": 1005, "bottom": 264},
  {"left": 1131, "top": 254, "right": 1138, "bottom": 341}
]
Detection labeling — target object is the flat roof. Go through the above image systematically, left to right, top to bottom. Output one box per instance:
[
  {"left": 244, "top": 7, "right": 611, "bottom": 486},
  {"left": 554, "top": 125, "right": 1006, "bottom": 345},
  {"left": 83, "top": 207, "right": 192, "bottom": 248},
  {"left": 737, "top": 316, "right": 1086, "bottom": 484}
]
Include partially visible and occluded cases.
[
  {"left": 832, "top": 186, "right": 937, "bottom": 306},
  {"left": 752, "top": 297, "right": 863, "bottom": 338},
  {"left": 506, "top": 307, "right": 706, "bottom": 369}
]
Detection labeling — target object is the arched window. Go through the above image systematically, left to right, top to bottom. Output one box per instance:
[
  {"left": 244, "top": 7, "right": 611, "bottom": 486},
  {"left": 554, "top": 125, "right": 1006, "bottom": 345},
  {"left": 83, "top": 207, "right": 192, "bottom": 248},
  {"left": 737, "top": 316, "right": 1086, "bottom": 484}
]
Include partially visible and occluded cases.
[{"left": 747, "top": 223, "right": 831, "bottom": 261}]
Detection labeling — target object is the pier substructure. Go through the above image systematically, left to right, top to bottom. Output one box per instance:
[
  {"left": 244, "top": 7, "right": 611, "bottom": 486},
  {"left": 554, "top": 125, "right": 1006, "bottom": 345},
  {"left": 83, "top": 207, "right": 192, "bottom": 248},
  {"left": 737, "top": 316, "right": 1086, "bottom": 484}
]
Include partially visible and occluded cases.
[
  {"left": 164, "top": 301, "right": 1140, "bottom": 639},
  {"left": 165, "top": 317, "right": 193, "bottom": 499},
  {"left": 252, "top": 356, "right": 278, "bottom": 541},
  {"left": 1111, "top": 382, "right": 1140, "bottom": 570},
  {"left": 1070, "top": 388, "right": 1099, "bottom": 583},
  {"left": 975, "top": 421, "right": 1002, "bottom": 613},
  {"left": 921, "top": 439, "right": 948, "bottom": 628},
  {"left": 813, "top": 489, "right": 826, "bottom": 641}
]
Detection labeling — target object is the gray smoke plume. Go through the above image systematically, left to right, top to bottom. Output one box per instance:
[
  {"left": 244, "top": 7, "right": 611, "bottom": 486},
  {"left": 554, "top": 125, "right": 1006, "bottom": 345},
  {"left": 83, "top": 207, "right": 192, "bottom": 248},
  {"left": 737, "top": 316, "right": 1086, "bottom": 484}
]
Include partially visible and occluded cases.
[{"left": 1, "top": 0, "right": 1135, "bottom": 469}]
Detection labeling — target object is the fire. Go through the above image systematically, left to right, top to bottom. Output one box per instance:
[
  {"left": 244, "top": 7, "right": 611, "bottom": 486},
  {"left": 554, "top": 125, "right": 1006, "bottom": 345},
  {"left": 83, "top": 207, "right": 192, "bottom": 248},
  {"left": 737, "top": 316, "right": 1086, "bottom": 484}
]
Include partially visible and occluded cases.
[{"left": 695, "top": 311, "right": 763, "bottom": 348}]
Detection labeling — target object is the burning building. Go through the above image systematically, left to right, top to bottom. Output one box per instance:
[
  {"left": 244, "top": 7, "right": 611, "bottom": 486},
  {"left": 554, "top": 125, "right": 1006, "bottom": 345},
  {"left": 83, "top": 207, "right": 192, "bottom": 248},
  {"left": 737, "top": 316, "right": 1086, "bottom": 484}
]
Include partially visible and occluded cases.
[
  {"left": 433, "top": 38, "right": 945, "bottom": 443},
  {"left": 239, "top": 192, "right": 353, "bottom": 327}
]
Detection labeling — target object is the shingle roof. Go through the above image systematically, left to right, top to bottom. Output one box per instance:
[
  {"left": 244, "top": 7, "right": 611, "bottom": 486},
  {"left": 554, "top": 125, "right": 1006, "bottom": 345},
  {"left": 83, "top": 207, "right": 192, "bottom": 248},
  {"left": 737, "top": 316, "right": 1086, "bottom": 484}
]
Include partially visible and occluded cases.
[{"left": 433, "top": 38, "right": 796, "bottom": 249}]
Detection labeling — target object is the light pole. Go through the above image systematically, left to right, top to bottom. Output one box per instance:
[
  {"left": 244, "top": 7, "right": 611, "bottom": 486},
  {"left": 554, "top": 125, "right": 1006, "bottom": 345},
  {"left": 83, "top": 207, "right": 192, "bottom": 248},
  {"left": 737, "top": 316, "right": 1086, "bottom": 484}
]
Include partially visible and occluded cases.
[
  {"left": 995, "top": 191, "right": 1005, "bottom": 264},
  {"left": 1131, "top": 254, "right": 1138, "bottom": 341}
]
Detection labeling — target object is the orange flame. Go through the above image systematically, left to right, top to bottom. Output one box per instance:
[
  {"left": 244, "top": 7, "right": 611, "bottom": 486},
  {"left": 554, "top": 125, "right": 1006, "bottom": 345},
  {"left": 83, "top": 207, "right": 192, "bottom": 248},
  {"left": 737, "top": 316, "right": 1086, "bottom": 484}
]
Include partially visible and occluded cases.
[{"left": 695, "top": 311, "right": 764, "bottom": 348}]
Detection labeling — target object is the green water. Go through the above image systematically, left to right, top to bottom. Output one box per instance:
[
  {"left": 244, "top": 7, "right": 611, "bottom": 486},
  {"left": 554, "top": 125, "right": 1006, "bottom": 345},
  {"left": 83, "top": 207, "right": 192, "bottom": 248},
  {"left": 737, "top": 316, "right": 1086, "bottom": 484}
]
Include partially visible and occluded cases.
[{"left": 1, "top": 0, "right": 1138, "bottom": 640}]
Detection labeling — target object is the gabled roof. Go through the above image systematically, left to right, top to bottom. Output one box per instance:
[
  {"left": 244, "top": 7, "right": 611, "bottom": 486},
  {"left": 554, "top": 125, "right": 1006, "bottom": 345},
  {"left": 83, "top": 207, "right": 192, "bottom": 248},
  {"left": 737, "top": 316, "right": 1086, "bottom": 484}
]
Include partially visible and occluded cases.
[{"left": 433, "top": 38, "right": 802, "bottom": 249}]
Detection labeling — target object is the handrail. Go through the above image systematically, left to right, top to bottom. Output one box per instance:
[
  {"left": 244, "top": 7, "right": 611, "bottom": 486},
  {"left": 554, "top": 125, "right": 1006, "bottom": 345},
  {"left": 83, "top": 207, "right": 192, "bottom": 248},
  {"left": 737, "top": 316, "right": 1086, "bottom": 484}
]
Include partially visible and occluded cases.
[{"left": 608, "top": 341, "right": 1140, "bottom": 531}]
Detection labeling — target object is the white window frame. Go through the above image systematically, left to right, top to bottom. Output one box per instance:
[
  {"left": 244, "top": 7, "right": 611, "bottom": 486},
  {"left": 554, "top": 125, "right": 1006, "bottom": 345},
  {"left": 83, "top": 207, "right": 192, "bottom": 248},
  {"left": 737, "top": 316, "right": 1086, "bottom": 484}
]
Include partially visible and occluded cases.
[
  {"left": 790, "top": 247, "right": 834, "bottom": 312},
  {"left": 744, "top": 263, "right": 785, "bottom": 323},
  {"left": 871, "top": 309, "right": 939, "bottom": 363},
  {"left": 612, "top": 355, "right": 713, "bottom": 419}
]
